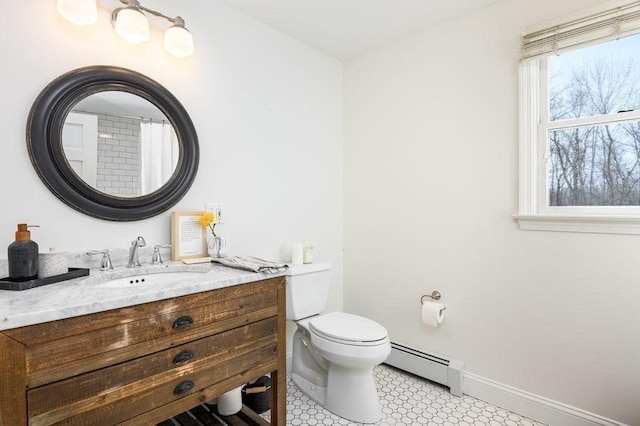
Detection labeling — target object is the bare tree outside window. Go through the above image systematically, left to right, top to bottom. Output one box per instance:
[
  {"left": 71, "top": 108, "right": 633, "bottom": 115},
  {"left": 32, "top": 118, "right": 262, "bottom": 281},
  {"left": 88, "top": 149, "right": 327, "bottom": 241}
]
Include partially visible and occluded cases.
[{"left": 547, "top": 34, "right": 640, "bottom": 206}]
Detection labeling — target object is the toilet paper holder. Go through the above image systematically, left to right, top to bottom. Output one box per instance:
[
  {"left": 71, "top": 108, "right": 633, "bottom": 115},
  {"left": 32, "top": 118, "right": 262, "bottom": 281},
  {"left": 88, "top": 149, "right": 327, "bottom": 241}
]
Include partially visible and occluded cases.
[{"left": 421, "top": 291, "right": 443, "bottom": 304}]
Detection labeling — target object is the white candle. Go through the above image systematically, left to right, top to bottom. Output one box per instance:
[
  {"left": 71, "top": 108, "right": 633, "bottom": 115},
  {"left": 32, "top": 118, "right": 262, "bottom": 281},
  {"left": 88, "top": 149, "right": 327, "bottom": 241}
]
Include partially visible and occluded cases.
[{"left": 291, "top": 243, "right": 304, "bottom": 265}]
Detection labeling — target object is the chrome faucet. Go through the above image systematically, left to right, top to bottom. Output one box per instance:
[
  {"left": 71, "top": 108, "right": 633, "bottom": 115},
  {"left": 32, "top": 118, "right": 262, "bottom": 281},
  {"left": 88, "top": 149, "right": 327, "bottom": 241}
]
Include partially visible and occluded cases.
[
  {"left": 127, "top": 236, "right": 146, "bottom": 268},
  {"left": 151, "top": 244, "right": 171, "bottom": 265},
  {"left": 87, "top": 249, "right": 113, "bottom": 271}
]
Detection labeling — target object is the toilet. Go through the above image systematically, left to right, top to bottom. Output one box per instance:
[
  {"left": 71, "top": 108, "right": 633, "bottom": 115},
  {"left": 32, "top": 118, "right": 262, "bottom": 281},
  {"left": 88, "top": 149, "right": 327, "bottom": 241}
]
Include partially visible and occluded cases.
[{"left": 286, "top": 263, "right": 391, "bottom": 424}]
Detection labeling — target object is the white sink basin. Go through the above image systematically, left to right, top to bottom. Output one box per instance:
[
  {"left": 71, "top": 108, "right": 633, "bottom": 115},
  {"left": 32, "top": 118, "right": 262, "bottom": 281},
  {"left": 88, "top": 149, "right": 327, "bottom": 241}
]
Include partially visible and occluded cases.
[{"left": 94, "top": 268, "right": 208, "bottom": 288}]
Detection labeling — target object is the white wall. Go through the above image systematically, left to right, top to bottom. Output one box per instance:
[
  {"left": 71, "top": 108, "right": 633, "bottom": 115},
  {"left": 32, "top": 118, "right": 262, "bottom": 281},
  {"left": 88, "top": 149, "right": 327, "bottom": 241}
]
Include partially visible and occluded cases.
[
  {"left": 344, "top": 0, "right": 640, "bottom": 424},
  {"left": 0, "top": 1, "right": 343, "bottom": 311}
]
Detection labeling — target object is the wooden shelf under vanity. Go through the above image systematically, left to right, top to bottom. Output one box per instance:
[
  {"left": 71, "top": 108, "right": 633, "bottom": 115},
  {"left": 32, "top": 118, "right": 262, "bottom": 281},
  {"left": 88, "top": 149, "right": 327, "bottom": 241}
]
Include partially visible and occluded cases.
[
  {"left": 0, "top": 277, "right": 286, "bottom": 426},
  {"left": 162, "top": 402, "right": 271, "bottom": 425}
]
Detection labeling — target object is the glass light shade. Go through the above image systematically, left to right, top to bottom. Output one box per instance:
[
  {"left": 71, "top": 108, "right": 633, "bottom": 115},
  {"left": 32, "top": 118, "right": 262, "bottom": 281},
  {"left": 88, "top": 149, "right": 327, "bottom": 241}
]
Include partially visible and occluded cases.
[
  {"left": 57, "top": 0, "right": 98, "bottom": 26},
  {"left": 114, "top": 7, "right": 150, "bottom": 44},
  {"left": 164, "top": 25, "right": 194, "bottom": 58}
]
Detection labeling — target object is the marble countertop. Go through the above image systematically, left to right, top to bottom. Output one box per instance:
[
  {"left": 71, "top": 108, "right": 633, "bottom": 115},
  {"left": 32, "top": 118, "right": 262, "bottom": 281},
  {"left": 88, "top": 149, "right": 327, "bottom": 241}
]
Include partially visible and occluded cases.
[{"left": 0, "top": 262, "right": 285, "bottom": 331}]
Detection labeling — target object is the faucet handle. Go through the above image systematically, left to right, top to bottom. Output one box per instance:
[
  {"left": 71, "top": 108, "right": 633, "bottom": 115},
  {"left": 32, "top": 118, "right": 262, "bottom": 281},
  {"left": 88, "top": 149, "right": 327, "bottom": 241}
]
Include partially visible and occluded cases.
[
  {"left": 152, "top": 244, "right": 171, "bottom": 265},
  {"left": 87, "top": 249, "right": 114, "bottom": 271}
]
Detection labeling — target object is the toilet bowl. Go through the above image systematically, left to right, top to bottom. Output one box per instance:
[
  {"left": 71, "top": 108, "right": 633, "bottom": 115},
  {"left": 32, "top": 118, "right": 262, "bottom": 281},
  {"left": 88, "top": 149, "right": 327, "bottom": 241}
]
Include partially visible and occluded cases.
[{"left": 286, "top": 264, "right": 391, "bottom": 423}]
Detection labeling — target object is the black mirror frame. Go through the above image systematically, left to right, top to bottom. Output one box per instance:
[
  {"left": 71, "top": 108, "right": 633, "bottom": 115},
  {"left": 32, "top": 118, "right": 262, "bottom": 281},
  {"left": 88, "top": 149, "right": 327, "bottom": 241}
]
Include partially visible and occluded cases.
[{"left": 26, "top": 65, "right": 199, "bottom": 221}]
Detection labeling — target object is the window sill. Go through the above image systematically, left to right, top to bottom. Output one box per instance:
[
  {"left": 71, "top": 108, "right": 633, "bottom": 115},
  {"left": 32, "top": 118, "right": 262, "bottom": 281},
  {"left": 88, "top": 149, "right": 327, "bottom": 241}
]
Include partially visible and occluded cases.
[{"left": 513, "top": 214, "right": 640, "bottom": 235}]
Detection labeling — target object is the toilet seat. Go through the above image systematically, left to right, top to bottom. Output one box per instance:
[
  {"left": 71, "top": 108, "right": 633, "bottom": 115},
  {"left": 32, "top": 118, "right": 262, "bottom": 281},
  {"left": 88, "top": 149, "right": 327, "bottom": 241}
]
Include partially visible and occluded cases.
[{"left": 308, "top": 312, "right": 388, "bottom": 346}]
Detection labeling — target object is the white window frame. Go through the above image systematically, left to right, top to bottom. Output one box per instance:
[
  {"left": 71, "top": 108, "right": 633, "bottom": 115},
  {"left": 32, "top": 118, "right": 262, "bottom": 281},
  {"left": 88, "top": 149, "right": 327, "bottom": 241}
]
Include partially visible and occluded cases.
[{"left": 515, "top": 0, "right": 640, "bottom": 234}]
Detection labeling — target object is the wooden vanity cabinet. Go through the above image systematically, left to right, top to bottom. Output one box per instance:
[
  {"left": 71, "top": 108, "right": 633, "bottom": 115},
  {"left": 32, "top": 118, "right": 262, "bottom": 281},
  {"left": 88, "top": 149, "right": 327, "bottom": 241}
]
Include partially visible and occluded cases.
[{"left": 0, "top": 277, "right": 286, "bottom": 426}]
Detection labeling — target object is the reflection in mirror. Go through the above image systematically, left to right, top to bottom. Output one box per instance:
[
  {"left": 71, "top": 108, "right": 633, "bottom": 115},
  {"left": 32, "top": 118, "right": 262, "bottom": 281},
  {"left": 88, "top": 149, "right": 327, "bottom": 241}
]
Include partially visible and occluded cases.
[{"left": 63, "top": 91, "right": 179, "bottom": 197}]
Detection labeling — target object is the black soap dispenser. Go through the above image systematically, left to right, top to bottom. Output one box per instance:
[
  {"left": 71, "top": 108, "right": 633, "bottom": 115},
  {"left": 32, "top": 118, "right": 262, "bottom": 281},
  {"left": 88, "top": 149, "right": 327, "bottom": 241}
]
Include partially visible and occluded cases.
[{"left": 8, "top": 224, "right": 39, "bottom": 281}]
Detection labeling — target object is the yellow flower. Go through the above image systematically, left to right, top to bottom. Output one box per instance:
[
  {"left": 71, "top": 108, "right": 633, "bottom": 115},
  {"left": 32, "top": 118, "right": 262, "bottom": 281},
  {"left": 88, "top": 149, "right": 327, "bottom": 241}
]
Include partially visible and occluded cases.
[
  {"left": 199, "top": 211, "right": 218, "bottom": 236},
  {"left": 199, "top": 211, "right": 215, "bottom": 227}
]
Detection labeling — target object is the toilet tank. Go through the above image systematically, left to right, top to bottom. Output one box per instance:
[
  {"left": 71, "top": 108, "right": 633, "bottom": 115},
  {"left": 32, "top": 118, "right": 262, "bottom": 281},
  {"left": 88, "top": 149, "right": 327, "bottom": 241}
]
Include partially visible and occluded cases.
[{"left": 285, "top": 263, "right": 332, "bottom": 320}]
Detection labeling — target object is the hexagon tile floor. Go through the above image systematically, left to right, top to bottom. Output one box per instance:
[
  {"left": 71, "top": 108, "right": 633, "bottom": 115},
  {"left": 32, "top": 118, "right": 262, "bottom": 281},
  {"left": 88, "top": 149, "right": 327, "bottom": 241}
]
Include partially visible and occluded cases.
[{"left": 263, "top": 364, "right": 546, "bottom": 426}]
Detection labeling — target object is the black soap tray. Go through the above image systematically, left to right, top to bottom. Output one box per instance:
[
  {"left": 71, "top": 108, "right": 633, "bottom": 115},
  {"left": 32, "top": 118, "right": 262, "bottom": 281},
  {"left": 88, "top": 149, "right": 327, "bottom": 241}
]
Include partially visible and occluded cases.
[{"left": 0, "top": 268, "right": 90, "bottom": 291}]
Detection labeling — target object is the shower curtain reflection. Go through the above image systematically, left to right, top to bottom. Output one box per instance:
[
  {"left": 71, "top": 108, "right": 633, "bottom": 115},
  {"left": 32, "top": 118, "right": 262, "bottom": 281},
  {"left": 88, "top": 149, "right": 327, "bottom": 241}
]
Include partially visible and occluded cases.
[{"left": 140, "top": 120, "right": 179, "bottom": 194}]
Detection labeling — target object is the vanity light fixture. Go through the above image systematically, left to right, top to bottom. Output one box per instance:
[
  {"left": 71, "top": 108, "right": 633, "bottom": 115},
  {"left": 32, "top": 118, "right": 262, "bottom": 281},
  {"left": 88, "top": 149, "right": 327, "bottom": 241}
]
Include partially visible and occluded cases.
[
  {"left": 56, "top": 0, "right": 194, "bottom": 58},
  {"left": 56, "top": 0, "right": 98, "bottom": 26},
  {"left": 112, "top": 0, "right": 149, "bottom": 44},
  {"left": 163, "top": 17, "right": 194, "bottom": 58}
]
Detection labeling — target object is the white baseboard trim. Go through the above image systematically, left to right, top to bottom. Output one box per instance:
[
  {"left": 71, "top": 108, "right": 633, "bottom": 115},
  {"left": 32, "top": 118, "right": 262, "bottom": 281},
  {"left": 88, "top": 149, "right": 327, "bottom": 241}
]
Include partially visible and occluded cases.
[{"left": 463, "top": 372, "right": 627, "bottom": 426}]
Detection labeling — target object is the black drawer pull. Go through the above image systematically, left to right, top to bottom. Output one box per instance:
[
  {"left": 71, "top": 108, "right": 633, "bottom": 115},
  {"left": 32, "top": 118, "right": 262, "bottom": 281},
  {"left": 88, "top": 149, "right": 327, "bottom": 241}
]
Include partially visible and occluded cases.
[
  {"left": 172, "top": 315, "right": 194, "bottom": 329},
  {"left": 173, "top": 350, "right": 194, "bottom": 364},
  {"left": 174, "top": 380, "right": 195, "bottom": 395}
]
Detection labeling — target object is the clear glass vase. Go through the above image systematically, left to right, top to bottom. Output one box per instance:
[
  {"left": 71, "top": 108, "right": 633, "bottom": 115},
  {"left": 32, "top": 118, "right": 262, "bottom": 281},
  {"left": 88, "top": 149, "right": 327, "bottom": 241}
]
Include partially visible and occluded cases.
[{"left": 207, "top": 235, "right": 228, "bottom": 258}]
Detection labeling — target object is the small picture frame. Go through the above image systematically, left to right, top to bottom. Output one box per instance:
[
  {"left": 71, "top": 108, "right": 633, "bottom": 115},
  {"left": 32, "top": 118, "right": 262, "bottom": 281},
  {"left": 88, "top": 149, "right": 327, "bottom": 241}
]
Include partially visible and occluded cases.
[{"left": 171, "top": 211, "right": 208, "bottom": 260}]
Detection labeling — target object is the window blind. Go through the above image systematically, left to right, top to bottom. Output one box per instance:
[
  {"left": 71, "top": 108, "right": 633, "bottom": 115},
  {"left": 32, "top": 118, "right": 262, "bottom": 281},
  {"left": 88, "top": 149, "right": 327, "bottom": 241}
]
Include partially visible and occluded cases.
[{"left": 521, "top": 1, "right": 640, "bottom": 60}]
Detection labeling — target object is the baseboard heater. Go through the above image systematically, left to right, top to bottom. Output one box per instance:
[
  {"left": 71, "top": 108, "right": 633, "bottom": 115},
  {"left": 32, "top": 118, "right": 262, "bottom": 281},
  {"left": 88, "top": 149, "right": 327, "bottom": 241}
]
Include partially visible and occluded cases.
[{"left": 385, "top": 341, "right": 465, "bottom": 397}]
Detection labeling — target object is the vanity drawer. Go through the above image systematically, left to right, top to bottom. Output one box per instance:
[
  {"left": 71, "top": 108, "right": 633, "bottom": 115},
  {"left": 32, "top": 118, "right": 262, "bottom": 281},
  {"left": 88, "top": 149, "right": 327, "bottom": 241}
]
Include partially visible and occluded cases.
[
  {"left": 3, "top": 279, "right": 279, "bottom": 388},
  {"left": 27, "top": 317, "right": 278, "bottom": 426}
]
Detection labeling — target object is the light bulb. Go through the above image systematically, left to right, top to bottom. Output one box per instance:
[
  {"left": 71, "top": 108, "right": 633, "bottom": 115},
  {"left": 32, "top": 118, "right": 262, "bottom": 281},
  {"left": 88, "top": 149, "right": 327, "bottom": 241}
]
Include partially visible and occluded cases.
[
  {"left": 57, "top": 0, "right": 98, "bottom": 26},
  {"left": 114, "top": 7, "right": 150, "bottom": 44},
  {"left": 164, "top": 23, "right": 194, "bottom": 58}
]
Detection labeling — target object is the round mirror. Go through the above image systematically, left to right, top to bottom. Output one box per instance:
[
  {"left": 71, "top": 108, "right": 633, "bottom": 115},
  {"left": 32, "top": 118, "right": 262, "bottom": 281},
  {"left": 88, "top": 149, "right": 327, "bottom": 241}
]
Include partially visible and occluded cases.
[{"left": 27, "top": 66, "right": 199, "bottom": 221}]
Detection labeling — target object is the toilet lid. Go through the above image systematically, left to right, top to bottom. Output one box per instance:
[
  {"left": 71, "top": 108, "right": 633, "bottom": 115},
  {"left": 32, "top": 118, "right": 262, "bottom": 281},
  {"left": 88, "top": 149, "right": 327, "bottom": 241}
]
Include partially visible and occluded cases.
[{"left": 309, "top": 312, "right": 388, "bottom": 344}]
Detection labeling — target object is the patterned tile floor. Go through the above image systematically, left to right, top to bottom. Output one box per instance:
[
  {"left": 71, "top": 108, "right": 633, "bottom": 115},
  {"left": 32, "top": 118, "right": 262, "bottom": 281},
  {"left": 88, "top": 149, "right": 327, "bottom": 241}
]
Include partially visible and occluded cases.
[{"left": 267, "top": 364, "right": 546, "bottom": 426}]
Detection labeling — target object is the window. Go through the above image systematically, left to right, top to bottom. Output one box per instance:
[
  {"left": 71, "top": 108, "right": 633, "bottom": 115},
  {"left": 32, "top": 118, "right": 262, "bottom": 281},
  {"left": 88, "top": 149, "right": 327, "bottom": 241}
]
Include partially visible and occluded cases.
[{"left": 517, "top": 1, "right": 640, "bottom": 234}]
